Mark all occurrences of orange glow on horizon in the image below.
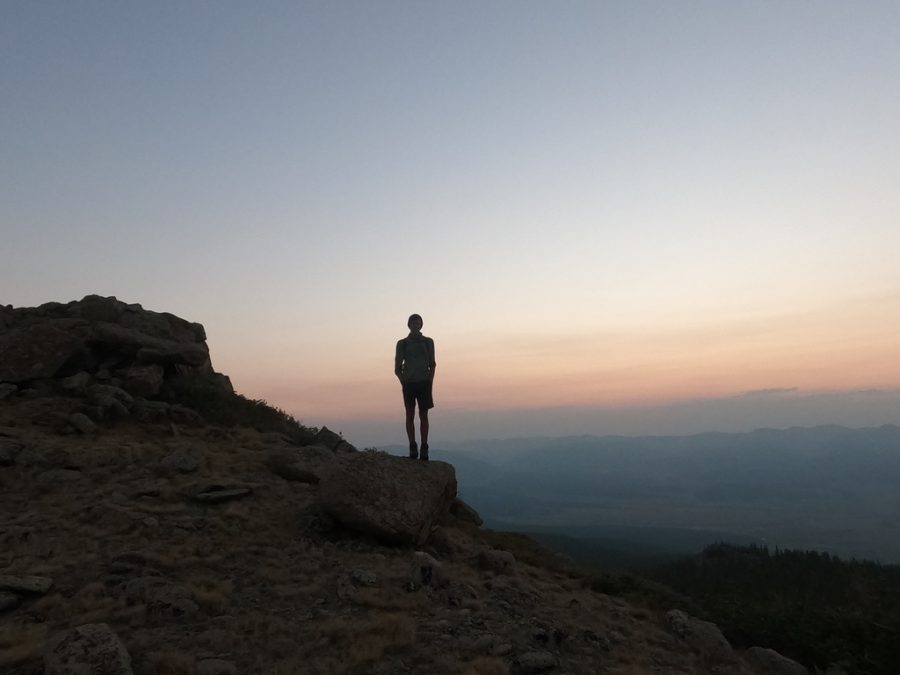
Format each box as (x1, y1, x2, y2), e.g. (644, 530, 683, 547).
(222, 291, 900, 421)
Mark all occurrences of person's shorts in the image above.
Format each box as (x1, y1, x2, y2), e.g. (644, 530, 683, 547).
(402, 380, 434, 410)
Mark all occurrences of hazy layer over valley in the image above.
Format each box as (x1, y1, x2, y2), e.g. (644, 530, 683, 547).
(389, 425, 900, 564)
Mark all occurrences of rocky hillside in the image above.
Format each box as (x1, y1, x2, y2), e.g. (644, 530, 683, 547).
(0, 297, 811, 674)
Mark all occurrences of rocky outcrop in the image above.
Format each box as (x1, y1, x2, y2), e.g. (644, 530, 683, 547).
(318, 451, 457, 545)
(0, 295, 230, 395)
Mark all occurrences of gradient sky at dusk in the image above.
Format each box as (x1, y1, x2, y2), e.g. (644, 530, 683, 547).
(3, 2, 899, 446)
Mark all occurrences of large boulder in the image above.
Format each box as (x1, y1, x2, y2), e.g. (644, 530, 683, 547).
(318, 452, 457, 545)
(666, 609, 736, 664)
(269, 444, 336, 483)
(89, 323, 210, 367)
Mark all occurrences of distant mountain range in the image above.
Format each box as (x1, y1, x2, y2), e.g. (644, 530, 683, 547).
(384, 425, 900, 563)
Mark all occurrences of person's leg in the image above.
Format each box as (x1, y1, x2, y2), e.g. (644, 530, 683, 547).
(405, 402, 418, 457)
(419, 409, 429, 446)
(419, 408, 429, 460)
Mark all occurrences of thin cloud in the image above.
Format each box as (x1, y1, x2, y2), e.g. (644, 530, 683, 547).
(738, 387, 799, 398)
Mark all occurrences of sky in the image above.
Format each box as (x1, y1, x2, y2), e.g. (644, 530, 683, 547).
(2, 1, 899, 447)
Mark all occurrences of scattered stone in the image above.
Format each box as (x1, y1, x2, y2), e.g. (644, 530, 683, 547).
(0, 574, 54, 595)
(517, 650, 558, 673)
(0, 590, 21, 611)
(59, 371, 92, 394)
(118, 577, 199, 618)
(197, 658, 238, 675)
(87, 503, 144, 534)
(44, 622, 133, 675)
(107, 551, 162, 576)
(409, 551, 445, 589)
(667, 609, 736, 664)
(69, 412, 98, 434)
(160, 445, 201, 473)
(350, 569, 378, 586)
(198, 628, 230, 651)
(0, 382, 19, 399)
(39, 468, 84, 484)
(491, 642, 513, 657)
(336, 576, 356, 602)
(0, 437, 22, 465)
(142, 517, 159, 529)
(318, 452, 457, 545)
(745, 646, 810, 675)
(193, 485, 253, 503)
(449, 497, 483, 526)
(478, 548, 516, 575)
(472, 634, 498, 653)
(15, 445, 73, 469)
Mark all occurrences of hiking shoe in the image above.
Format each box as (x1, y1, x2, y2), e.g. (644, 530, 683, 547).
(420, 443, 429, 461)
(409, 441, 418, 459)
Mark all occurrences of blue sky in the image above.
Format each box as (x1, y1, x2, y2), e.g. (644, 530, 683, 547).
(3, 2, 899, 445)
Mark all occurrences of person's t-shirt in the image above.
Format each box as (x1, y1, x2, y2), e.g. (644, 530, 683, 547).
(395, 335, 435, 382)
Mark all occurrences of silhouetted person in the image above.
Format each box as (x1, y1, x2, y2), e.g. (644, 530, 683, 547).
(395, 313, 436, 460)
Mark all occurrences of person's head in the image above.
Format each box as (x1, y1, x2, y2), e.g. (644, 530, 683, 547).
(407, 313, 423, 332)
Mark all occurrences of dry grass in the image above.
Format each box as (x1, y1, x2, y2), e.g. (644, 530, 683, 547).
(188, 576, 233, 614)
(461, 656, 511, 675)
(0, 401, 721, 675)
(306, 613, 417, 673)
(353, 587, 422, 610)
(139, 648, 195, 675)
(0, 641, 43, 669)
(0, 624, 48, 669)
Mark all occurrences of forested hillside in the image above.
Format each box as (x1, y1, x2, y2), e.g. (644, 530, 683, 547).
(649, 544, 900, 675)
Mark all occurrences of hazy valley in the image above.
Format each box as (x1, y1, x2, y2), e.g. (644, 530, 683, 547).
(385, 425, 900, 565)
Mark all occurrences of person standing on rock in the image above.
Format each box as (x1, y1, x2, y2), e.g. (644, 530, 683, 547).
(395, 313, 436, 460)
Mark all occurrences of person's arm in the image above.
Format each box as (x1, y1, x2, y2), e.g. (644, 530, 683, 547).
(395, 340, 404, 381)
(427, 338, 436, 381)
